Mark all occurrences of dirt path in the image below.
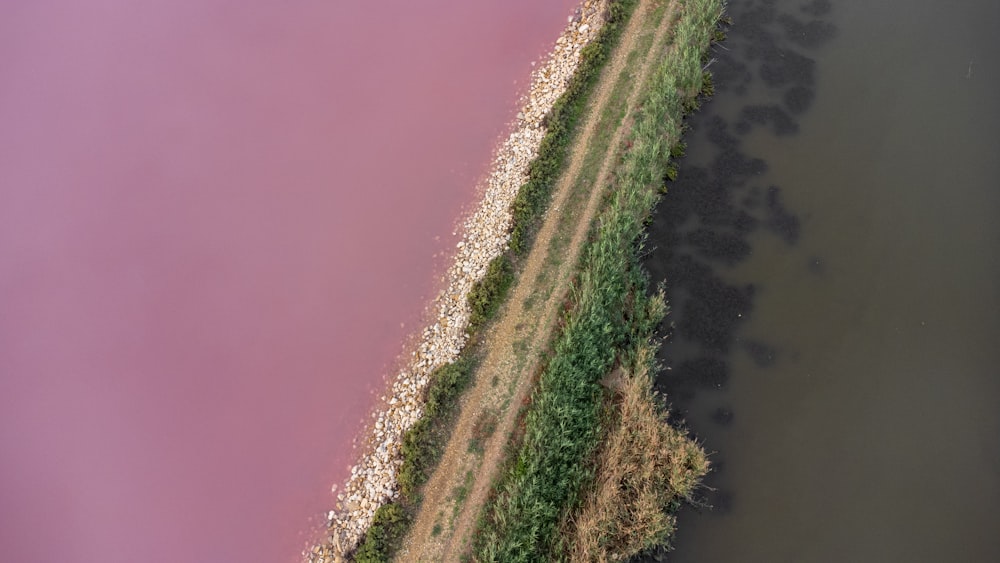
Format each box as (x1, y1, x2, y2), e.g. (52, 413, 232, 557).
(396, 1, 678, 560)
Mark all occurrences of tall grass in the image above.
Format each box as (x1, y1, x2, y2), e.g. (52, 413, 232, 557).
(473, 0, 725, 560)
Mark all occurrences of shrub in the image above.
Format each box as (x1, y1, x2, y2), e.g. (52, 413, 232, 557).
(353, 503, 409, 563)
(397, 357, 476, 499)
(467, 254, 514, 334)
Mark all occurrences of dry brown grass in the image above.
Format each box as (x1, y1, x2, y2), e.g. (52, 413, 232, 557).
(564, 340, 708, 563)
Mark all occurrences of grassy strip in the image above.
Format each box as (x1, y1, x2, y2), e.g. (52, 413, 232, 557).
(354, 359, 477, 563)
(509, 0, 640, 256)
(473, 0, 725, 561)
(397, 358, 478, 500)
(349, 3, 640, 561)
(540, 0, 672, 281)
(466, 255, 514, 334)
(466, 0, 640, 334)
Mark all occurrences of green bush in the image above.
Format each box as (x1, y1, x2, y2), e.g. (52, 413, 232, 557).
(353, 503, 409, 563)
(398, 357, 476, 499)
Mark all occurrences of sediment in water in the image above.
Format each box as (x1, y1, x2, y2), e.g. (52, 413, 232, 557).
(306, 2, 610, 560)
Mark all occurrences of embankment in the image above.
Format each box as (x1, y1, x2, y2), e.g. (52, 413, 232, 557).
(473, 0, 724, 559)
(312, 0, 726, 559)
(307, 2, 611, 560)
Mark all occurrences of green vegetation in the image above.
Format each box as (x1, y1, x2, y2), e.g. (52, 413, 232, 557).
(354, 358, 476, 562)
(467, 255, 513, 334)
(464, 0, 642, 343)
(353, 504, 409, 563)
(539, 0, 672, 291)
(509, 0, 640, 256)
(468, 410, 499, 455)
(473, 0, 725, 560)
(397, 357, 477, 499)
(454, 471, 474, 507)
(348, 2, 641, 560)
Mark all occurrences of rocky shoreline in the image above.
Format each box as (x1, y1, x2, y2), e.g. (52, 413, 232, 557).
(307, 2, 609, 560)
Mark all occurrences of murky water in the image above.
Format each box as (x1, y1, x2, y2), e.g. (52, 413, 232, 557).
(0, 2, 575, 562)
(646, 0, 1000, 560)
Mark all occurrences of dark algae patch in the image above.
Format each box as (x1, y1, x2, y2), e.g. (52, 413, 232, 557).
(735, 104, 799, 135)
(645, 0, 824, 414)
(645, 0, 1000, 559)
(641, 0, 837, 558)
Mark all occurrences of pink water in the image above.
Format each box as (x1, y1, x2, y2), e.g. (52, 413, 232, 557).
(0, 2, 574, 561)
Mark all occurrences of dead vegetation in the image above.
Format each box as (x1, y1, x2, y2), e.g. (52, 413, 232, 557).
(563, 339, 708, 562)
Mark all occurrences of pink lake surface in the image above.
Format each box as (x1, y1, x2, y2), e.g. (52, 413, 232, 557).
(0, 1, 575, 561)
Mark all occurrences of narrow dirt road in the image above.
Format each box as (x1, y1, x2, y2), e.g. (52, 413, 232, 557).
(396, 1, 678, 560)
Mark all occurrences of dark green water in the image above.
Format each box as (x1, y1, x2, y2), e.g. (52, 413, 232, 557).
(645, 0, 1000, 560)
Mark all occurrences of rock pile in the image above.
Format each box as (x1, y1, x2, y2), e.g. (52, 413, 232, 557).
(307, 2, 608, 561)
